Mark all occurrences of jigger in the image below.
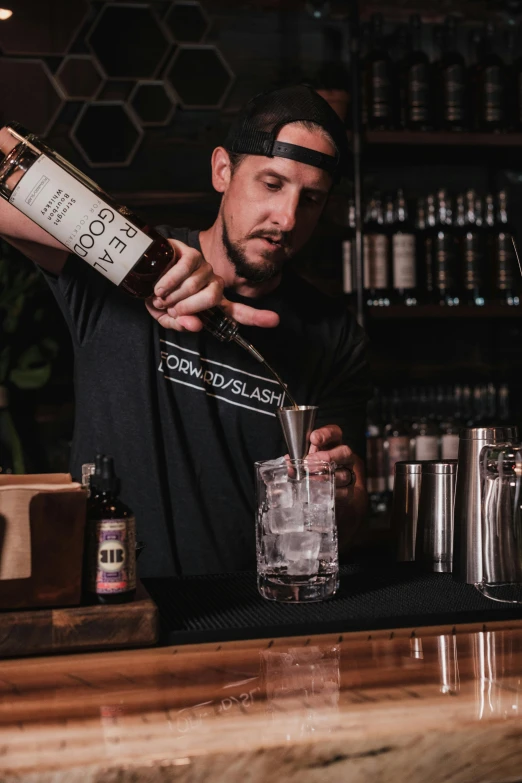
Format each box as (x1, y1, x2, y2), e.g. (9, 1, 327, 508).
(277, 405, 318, 461)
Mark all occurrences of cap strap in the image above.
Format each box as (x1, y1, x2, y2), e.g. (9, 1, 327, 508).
(271, 140, 337, 175)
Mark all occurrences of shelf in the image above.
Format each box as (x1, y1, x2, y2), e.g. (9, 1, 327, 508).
(366, 305, 522, 319)
(364, 131, 522, 147)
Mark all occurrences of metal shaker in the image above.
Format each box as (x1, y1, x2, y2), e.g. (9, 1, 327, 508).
(415, 460, 457, 573)
(392, 461, 423, 561)
(453, 426, 518, 584)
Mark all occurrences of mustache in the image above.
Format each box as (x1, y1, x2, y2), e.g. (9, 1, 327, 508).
(248, 231, 291, 248)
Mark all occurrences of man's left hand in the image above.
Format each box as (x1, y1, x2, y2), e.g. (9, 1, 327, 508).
(308, 424, 361, 501)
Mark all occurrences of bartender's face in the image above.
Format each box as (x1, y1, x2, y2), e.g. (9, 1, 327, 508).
(215, 123, 334, 283)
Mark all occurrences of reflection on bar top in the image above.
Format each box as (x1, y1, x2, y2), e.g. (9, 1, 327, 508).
(1, 620, 522, 781)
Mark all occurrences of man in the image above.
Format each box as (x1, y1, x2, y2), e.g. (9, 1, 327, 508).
(0, 85, 370, 577)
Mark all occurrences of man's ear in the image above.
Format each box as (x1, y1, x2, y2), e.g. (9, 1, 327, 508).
(211, 147, 232, 194)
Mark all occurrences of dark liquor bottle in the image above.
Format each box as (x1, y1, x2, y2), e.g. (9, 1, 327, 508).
(434, 17, 467, 131)
(365, 14, 395, 130)
(498, 383, 511, 423)
(413, 387, 440, 460)
(472, 23, 505, 132)
(86, 455, 136, 605)
(439, 385, 460, 459)
(0, 123, 240, 345)
(342, 199, 355, 297)
(391, 189, 417, 305)
(401, 15, 432, 130)
(422, 193, 437, 303)
(462, 190, 486, 306)
(366, 390, 387, 501)
(384, 389, 412, 491)
(434, 189, 459, 306)
(493, 190, 520, 306)
(364, 194, 390, 306)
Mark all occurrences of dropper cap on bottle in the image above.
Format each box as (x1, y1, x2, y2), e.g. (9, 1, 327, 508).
(92, 454, 120, 495)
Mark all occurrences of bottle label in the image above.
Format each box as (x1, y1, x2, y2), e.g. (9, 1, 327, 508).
(364, 234, 389, 289)
(342, 239, 353, 294)
(408, 64, 429, 122)
(88, 517, 136, 594)
(415, 435, 439, 461)
(9, 154, 153, 286)
(371, 61, 392, 119)
(435, 232, 457, 290)
(392, 233, 416, 288)
(496, 233, 515, 289)
(483, 66, 502, 122)
(441, 433, 459, 460)
(386, 436, 411, 490)
(463, 231, 484, 289)
(444, 65, 465, 122)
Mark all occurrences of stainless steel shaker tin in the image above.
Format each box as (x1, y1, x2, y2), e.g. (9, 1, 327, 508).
(415, 460, 457, 573)
(392, 461, 423, 562)
(453, 426, 518, 584)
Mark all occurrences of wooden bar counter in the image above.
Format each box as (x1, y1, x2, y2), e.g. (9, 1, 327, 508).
(2, 618, 522, 782)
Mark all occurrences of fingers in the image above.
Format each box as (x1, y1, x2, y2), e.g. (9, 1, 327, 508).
(309, 444, 354, 467)
(153, 240, 202, 297)
(220, 300, 280, 329)
(145, 299, 204, 333)
(309, 425, 343, 450)
(152, 263, 217, 310)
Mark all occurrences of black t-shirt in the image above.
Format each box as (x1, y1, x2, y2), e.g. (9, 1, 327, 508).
(43, 226, 370, 577)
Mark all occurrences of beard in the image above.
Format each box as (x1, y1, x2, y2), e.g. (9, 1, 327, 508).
(221, 220, 290, 284)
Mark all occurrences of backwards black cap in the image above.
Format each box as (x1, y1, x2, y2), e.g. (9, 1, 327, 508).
(224, 84, 349, 182)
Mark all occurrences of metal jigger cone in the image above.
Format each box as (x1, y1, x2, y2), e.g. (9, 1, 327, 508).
(277, 405, 318, 461)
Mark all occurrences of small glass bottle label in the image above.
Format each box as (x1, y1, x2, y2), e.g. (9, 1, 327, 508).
(392, 233, 416, 288)
(441, 433, 459, 460)
(364, 234, 389, 289)
(89, 517, 136, 594)
(415, 435, 439, 461)
(9, 154, 153, 286)
(342, 239, 353, 294)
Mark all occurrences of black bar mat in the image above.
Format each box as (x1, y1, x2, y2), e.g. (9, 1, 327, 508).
(143, 563, 522, 646)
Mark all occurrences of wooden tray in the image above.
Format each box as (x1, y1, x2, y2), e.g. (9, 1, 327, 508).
(0, 581, 158, 659)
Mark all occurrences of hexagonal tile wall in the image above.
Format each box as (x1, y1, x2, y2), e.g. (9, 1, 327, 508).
(165, 45, 234, 109)
(0, 0, 91, 56)
(87, 4, 172, 80)
(55, 56, 105, 100)
(0, 59, 64, 136)
(70, 102, 143, 167)
(129, 81, 177, 127)
(164, 1, 210, 43)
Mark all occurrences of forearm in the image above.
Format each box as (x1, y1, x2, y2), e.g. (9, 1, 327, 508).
(0, 198, 69, 274)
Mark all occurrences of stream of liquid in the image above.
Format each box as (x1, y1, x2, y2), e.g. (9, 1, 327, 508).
(232, 333, 299, 409)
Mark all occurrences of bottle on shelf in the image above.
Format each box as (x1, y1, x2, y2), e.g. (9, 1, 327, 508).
(472, 23, 505, 132)
(412, 386, 440, 460)
(0, 123, 244, 347)
(384, 389, 412, 491)
(364, 193, 390, 306)
(498, 383, 511, 423)
(439, 385, 460, 460)
(422, 193, 437, 304)
(461, 189, 486, 306)
(342, 198, 355, 297)
(391, 188, 417, 305)
(433, 189, 460, 306)
(493, 190, 520, 306)
(434, 16, 468, 131)
(400, 14, 432, 131)
(364, 13, 395, 130)
(366, 391, 388, 513)
(85, 454, 136, 605)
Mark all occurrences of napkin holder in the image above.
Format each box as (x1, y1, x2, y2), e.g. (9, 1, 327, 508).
(0, 473, 87, 610)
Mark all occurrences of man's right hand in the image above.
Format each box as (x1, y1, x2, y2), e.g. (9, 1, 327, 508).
(145, 238, 279, 333)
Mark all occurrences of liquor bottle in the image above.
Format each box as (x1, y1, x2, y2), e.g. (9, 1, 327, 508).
(0, 122, 242, 346)
(422, 194, 437, 303)
(413, 387, 440, 460)
(439, 385, 460, 460)
(400, 15, 432, 130)
(391, 189, 417, 305)
(472, 23, 505, 132)
(498, 383, 511, 423)
(363, 193, 390, 306)
(364, 14, 395, 130)
(366, 391, 387, 507)
(86, 454, 136, 604)
(384, 389, 412, 491)
(434, 189, 459, 306)
(434, 17, 467, 131)
(461, 190, 486, 306)
(493, 190, 520, 306)
(342, 199, 355, 297)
